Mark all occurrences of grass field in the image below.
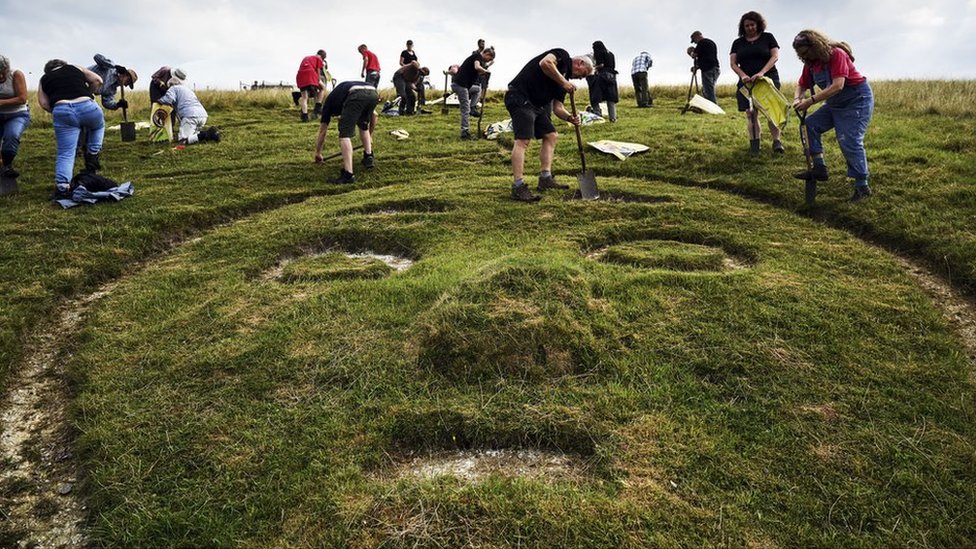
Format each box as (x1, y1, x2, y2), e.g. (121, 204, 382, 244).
(1, 82, 975, 547)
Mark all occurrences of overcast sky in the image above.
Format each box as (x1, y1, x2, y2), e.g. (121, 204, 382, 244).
(5, 0, 975, 91)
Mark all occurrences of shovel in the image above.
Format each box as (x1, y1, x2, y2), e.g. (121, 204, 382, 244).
(0, 173, 17, 196)
(318, 144, 364, 163)
(569, 92, 599, 200)
(119, 86, 137, 142)
(476, 74, 487, 138)
(441, 70, 450, 115)
(796, 100, 817, 205)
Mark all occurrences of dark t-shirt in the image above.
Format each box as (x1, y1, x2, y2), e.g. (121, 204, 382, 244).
(395, 62, 422, 83)
(508, 48, 572, 107)
(321, 81, 371, 124)
(695, 38, 719, 71)
(595, 49, 615, 72)
(730, 32, 780, 79)
(400, 49, 417, 65)
(454, 53, 484, 88)
(40, 65, 94, 105)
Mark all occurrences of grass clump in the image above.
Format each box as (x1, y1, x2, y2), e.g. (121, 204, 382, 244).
(599, 240, 730, 272)
(279, 252, 393, 282)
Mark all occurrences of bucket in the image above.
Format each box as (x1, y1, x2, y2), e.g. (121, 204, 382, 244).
(120, 121, 137, 142)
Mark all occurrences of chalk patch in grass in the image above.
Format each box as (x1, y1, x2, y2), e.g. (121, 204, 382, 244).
(393, 449, 585, 483)
(264, 249, 415, 282)
(563, 189, 674, 203)
(588, 240, 749, 273)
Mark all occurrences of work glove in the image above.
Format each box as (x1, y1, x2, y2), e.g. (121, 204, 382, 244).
(116, 99, 129, 110)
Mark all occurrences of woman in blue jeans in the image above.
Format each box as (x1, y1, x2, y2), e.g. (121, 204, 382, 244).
(0, 54, 30, 178)
(37, 59, 105, 195)
(791, 30, 874, 202)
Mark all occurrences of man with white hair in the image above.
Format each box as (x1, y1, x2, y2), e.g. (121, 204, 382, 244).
(155, 70, 220, 144)
(504, 49, 592, 202)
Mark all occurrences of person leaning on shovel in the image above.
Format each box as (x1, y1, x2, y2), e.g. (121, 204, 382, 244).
(791, 30, 874, 202)
(314, 81, 378, 184)
(87, 53, 137, 111)
(504, 49, 593, 202)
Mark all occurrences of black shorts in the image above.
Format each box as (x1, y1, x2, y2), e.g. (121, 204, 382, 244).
(300, 85, 321, 94)
(505, 87, 555, 140)
(736, 73, 781, 112)
(337, 87, 379, 138)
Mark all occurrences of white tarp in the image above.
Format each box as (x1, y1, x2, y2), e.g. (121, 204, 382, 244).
(588, 140, 650, 160)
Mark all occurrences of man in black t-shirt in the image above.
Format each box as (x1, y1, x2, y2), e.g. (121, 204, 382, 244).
(313, 81, 379, 184)
(688, 31, 720, 103)
(504, 49, 593, 202)
(452, 47, 494, 140)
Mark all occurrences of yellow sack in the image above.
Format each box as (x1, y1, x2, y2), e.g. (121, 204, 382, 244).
(738, 77, 789, 129)
(149, 103, 175, 143)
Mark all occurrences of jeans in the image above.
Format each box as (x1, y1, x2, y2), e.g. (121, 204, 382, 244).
(52, 100, 104, 190)
(631, 72, 651, 107)
(0, 110, 31, 164)
(806, 81, 874, 180)
(452, 82, 481, 133)
(700, 67, 720, 104)
(392, 72, 416, 114)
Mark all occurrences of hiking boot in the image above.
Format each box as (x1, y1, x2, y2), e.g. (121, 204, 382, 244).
(207, 127, 221, 143)
(849, 185, 873, 203)
(49, 186, 72, 200)
(793, 164, 829, 181)
(328, 169, 355, 184)
(312, 103, 322, 116)
(82, 152, 101, 174)
(460, 130, 476, 140)
(300, 112, 309, 122)
(511, 184, 541, 202)
(537, 174, 569, 191)
(362, 153, 375, 169)
(0, 165, 19, 179)
(772, 140, 785, 154)
(469, 109, 482, 118)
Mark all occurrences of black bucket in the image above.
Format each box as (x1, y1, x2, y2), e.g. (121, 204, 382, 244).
(120, 121, 137, 142)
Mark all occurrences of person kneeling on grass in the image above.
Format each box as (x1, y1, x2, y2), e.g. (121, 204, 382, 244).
(791, 30, 874, 202)
(156, 72, 220, 144)
(314, 81, 378, 184)
(505, 49, 592, 202)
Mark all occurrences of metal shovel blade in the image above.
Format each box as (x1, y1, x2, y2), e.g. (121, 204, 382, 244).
(804, 179, 817, 206)
(121, 121, 137, 142)
(0, 175, 18, 196)
(578, 170, 599, 200)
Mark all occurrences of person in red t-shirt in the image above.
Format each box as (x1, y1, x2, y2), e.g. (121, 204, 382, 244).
(791, 30, 875, 202)
(296, 50, 327, 122)
(358, 44, 381, 88)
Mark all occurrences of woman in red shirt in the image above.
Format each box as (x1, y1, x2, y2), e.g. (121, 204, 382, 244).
(791, 30, 875, 202)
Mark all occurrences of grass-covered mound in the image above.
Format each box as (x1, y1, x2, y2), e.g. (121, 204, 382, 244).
(279, 252, 395, 282)
(597, 240, 732, 272)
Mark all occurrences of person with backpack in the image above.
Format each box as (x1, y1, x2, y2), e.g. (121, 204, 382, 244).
(155, 71, 220, 145)
(0, 54, 30, 179)
(452, 46, 494, 140)
(36, 59, 105, 196)
(791, 30, 875, 202)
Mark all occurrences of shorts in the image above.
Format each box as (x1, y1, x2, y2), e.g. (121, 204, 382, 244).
(336, 87, 379, 138)
(504, 87, 555, 140)
(299, 85, 321, 95)
(736, 73, 780, 112)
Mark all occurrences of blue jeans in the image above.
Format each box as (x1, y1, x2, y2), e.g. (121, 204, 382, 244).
(700, 67, 720, 104)
(806, 81, 874, 180)
(52, 100, 104, 189)
(0, 110, 31, 161)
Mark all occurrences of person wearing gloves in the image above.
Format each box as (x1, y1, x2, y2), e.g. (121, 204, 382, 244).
(791, 30, 875, 202)
(87, 53, 137, 111)
(0, 54, 30, 179)
(155, 70, 220, 144)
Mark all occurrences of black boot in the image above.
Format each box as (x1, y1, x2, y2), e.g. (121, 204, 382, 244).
(207, 127, 221, 143)
(82, 151, 101, 174)
(328, 169, 355, 184)
(312, 103, 322, 116)
(1, 152, 18, 178)
(300, 112, 309, 122)
(196, 130, 210, 143)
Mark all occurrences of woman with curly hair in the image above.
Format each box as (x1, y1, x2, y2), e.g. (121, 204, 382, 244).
(730, 11, 783, 155)
(791, 29, 874, 202)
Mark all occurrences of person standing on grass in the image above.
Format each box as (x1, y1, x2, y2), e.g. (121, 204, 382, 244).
(36, 59, 105, 197)
(87, 53, 137, 111)
(314, 81, 378, 184)
(156, 72, 220, 145)
(730, 11, 784, 155)
(791, 30, 875, 202)
(399, 40, 428, 112)
(688, 31, 720, 104)
(0, 54, 30, 179)
(359, 44, 381, 88)
(296, 50, 328, 122)
(393, 61, 429, 116)
(505, 49, 592, 202)
(452, 46, 494, 140)
(630, 51, 653, 108)
(587, 41, 619, 122)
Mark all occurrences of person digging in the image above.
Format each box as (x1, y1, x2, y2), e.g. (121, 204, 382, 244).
(314, 81, 378, 184)
(505, 49, 593, 202)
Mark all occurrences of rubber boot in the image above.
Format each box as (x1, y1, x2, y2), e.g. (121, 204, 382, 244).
(82, 151, 101, 174)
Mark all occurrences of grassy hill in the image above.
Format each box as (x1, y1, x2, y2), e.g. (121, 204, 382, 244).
(1, 84, 975, 547)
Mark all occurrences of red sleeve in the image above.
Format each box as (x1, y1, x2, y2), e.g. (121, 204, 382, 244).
(798, 65, 812, 89)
